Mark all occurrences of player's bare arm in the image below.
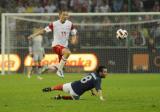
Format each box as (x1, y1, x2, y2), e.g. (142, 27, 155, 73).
(70, 35, 78, 45)
(28, 29, 45, 39)
(97, 90, 105, 101)
(70, 28, 78, 45)
(90, 88, 97, 96)
(91, 88, 105, 101)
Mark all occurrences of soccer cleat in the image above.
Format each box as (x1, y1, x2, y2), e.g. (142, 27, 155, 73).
(42, 87, 52, 92)
(37, 76, 43, 80)
(56, 69, 64, 78)
(27, 74, 31, 79)
(54, 95, 62, 100)
(40, 65, 48, 74)
(53, 65, 64, 78)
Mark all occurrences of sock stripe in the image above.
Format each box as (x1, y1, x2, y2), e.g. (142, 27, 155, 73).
(52, 84, 63, 90)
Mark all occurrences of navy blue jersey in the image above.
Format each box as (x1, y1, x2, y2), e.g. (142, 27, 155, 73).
(71, 72, 102, 96)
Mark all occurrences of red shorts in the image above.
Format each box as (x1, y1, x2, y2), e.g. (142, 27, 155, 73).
(52, 45, 65, 62)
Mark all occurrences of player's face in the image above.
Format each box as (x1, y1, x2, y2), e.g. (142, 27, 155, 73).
(100, 68, 108, 78)
(59, 11, 69, 23)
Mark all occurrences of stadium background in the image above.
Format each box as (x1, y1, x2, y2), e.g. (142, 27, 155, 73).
(0, 0, 160, 74)
(0, 1, 160, 112)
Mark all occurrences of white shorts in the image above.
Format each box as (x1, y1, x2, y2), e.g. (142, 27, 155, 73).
(63, 83, 79, 99)
(33, 53, 44, 62)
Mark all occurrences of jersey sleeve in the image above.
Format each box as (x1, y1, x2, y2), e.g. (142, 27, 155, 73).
(44, 22, 54, 32)
(94, 78, 102, 91)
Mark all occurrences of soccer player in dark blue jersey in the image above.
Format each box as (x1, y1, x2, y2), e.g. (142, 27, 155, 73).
(42, 66, 108, 101)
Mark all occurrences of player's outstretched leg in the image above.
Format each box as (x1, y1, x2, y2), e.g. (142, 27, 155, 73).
(53, 94, 62, 100)
(53, 95, 73, 100)
(27, 66, 33, 79)
(56, 69, 64, 78)
(36, 65, 43, 80)
(40, 65, 49, 74)
(40, 64, 60, 75)
(56, 56, 68, 78)
(42, 84, 63, 92)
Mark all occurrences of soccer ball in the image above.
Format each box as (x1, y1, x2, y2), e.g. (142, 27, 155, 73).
(116, 29, 128, 39)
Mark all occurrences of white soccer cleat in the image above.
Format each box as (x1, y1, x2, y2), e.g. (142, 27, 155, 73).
(40, 65, 48, 74)
(37, 76, 43, 80)
(27, 75, 31, 79)
(56, 69, 64, 78)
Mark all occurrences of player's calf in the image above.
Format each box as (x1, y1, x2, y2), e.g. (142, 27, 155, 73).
(56, 69, 64, 78)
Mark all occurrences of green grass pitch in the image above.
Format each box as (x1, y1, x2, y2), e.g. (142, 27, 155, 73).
(0, 73, 160, 112)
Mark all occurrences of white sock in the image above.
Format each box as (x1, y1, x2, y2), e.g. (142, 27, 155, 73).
(58, 56, 67, 70)
(48, 65, 57, 72)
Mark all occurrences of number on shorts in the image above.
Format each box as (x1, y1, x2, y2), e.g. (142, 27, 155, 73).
(80, 75, 92, 83)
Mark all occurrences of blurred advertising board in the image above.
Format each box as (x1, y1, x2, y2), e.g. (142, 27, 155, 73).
(24, 54, 98, 72)
(0, 54, 21, 71)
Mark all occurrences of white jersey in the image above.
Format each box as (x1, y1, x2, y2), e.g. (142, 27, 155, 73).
(29, 35, 45, 61)
(44, 20, 74, 47)
(31, 35, 44, 54)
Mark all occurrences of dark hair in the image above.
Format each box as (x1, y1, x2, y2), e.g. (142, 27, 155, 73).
(96, 66, 107, 73)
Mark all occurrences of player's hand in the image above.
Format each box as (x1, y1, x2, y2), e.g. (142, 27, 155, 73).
(28, 35, 33, 40)
(70, 36, 78, 45)
(43, 54, 45, 58)
(29, 53, 33, 57)
(91, 92, 96, 96)
(100, 96, 105, 101)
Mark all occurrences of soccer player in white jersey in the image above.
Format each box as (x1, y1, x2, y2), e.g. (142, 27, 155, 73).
(28, 10, 78, 78)
(27, 27, 45, 80)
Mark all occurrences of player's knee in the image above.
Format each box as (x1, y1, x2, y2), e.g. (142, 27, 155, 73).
(67, 51, 71, 55)
(64, 50, 71, 56)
